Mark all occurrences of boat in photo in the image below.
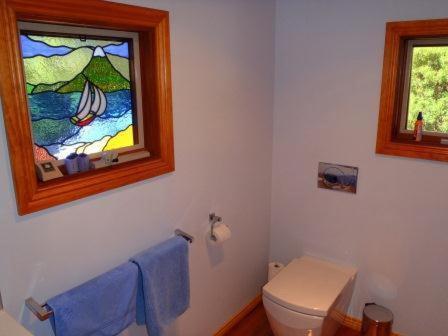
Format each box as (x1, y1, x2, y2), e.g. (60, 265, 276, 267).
(70, 81, 107, 126)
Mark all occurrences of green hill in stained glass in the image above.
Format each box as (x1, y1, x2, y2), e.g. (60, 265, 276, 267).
(21, 31, 136, 162)
(23, 47, 93, 86)
(107, 54, 131, 80)
(28, 35, 122, 49)
(32, 81, 66, 94)
(24, 47, 131, 94)
(26, 83, 34, 94)
(60, 55, 130, 93)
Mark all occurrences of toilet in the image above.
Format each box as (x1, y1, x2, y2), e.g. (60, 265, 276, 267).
(262, 256, 357, 336)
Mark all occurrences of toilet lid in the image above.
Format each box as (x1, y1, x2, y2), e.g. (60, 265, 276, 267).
(263, 256, 357, 317)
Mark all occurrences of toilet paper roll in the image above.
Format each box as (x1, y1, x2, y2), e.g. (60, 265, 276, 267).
(211, 223, 231, 244)
(268, 262, 284, 281)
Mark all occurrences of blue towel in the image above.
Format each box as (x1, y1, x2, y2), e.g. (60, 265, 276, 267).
(131, 236, 190, 336)
(47, 262, 139, 336)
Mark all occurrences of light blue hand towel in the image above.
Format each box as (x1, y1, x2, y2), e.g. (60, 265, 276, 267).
(47, 262, 139, 336)
(131, 236, 190, 336)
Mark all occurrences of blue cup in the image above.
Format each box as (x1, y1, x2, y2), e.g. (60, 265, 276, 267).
(77, 153, 90, 172)
(64, 153, 79, 175)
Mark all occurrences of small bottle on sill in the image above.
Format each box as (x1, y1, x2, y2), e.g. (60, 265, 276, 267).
(413, 111, 424, 142)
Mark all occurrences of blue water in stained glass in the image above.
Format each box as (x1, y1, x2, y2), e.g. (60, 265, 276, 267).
(30, 90, 133, 159)
(20, 29, 136, 161)
(29, 90, 132, 121)
(30, 92, 81, 121)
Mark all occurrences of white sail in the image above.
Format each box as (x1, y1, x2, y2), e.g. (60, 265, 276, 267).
(76, 82, 92, 120)
(90, 86, 101, 113)
(94, 87, 107, 116)
(77, 81, 90, 113)
(71, 82, 107, 125)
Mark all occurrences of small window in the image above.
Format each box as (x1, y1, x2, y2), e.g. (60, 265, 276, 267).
(376, 18, 448, 162)
(19, 22, 145, 163)
(397, 39, 448, 143)
(0, 0, 174, 214)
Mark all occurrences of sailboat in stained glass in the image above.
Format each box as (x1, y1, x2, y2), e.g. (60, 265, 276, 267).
(21, 28, 136, 161)
(70, 81, 107, 126)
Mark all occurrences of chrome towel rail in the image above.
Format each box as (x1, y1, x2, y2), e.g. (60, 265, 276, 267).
(25, 298, 53, 321)
(26, 229, 194, 321)
(174, 229, 194, 243)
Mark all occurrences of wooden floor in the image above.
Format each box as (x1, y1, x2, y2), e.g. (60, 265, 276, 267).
(224, 303, 360, 336)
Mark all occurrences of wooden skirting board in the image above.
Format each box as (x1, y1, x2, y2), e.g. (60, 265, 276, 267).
(214, 293, 403, 336)
(214, 295, 262, 336)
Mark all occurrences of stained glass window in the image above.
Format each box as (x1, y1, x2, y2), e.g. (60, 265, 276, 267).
(19, 24, 141, 162)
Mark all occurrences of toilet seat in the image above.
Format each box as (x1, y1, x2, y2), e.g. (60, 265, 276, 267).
(263, 256, 357, 317)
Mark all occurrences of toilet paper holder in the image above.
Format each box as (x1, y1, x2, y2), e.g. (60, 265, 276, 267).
(209, 213, 222, 241)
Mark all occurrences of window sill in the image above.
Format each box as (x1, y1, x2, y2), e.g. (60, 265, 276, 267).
(28, 156, 174, 214)
(376, 139, 448, 162)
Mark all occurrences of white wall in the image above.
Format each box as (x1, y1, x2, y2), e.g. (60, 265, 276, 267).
(5, 1, 448, 335)
(0, 1, 275, 335)
(271, 0, 448, 335)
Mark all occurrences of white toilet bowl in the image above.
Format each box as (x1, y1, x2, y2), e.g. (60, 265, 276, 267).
(262, 256, 357, 336)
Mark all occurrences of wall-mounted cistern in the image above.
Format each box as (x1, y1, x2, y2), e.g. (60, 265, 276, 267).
(209, 213, 222, 241)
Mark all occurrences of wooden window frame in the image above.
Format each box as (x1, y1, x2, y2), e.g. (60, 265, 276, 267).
(0, 0, 174, 215)
(376, 18, 448, 162)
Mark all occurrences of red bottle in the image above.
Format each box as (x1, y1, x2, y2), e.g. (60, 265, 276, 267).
(413, 112, 423, 142)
